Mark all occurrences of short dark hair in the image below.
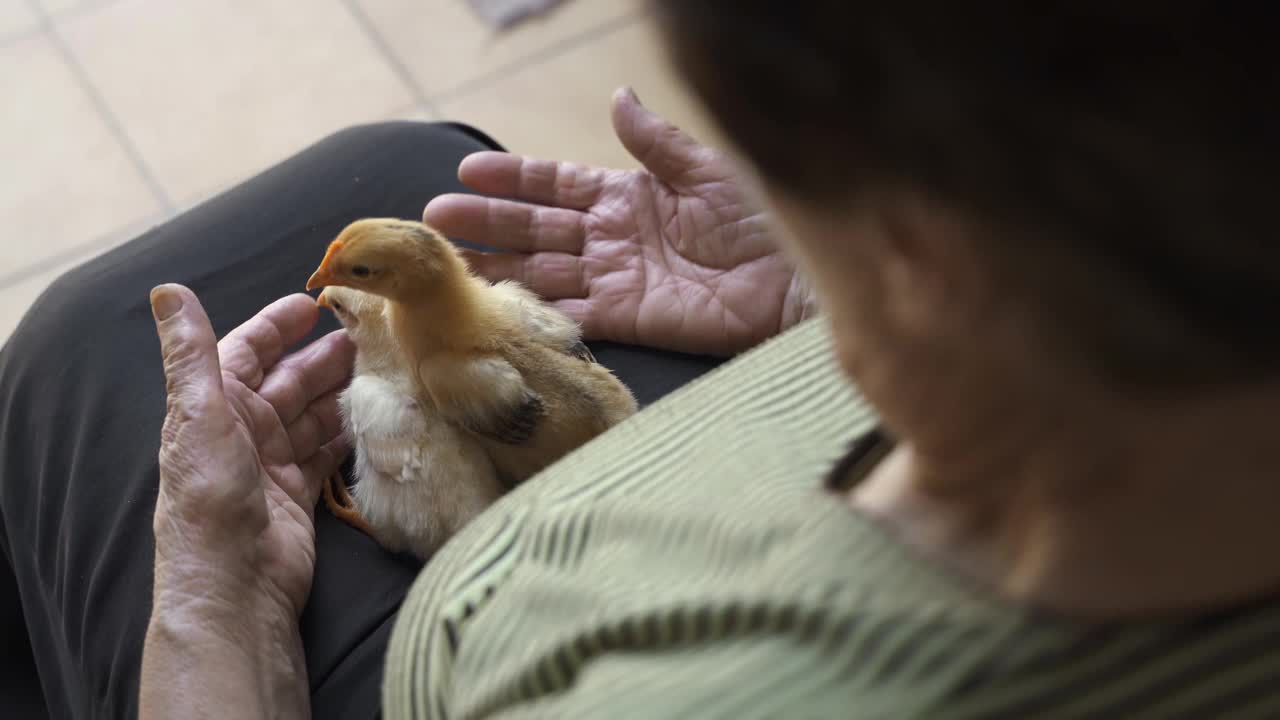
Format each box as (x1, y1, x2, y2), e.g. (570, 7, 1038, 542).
(654, 2, 1280, 387)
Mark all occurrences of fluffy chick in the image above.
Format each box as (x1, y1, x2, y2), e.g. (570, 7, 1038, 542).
(307, 218, 638, 484)
(318, 285, 502, 558)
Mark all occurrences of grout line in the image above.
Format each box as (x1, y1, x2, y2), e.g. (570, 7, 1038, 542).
(337, 0, 438, 117)
(25, 0, 176, 214)
(0, 213, 161, 290)
(0, 25, 43, 49)
(429, 8, 646, 107)
(0, 0, 125, 52)
(51, 0, 128, 24)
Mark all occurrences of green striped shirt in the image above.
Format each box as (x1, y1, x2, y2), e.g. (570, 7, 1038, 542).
(383, 318, 1280, 719)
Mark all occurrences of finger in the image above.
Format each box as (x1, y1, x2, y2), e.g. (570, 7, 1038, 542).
(454, 151, 606, 210)
(612, 86, 715, 190)
(462, 250, 588, 299)
(258, 330, 355, 426)
(151, 284, 224, 413)
(425, 194, 586, 254)
(299, 436, 350, 510)
(285, 390, 344, 462)
(218, 294, 320, 389)
(550, 298, 601, 338)
(547, 297, 591, 330)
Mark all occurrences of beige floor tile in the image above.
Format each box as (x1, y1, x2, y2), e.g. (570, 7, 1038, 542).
(0, 34, 161, 273)
(0, 0, 38, 39)
(392, 104, 435, 122)
(37, 0, 89, 17)
(436, 20, 724, 169)
(355, 0, 640, 98)
(60, 0, 417, 206)
(162, 103, 431, 217)
(43, 0, 112, 16)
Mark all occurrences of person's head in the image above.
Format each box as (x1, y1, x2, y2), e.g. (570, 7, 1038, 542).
(307, 219, 468, 304)
(653, 2, 1280, 437)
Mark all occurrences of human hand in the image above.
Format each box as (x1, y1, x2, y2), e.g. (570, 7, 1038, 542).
(148, 286, 353, 620)
(141, 286, 353, 719)
(425, 88, 816, 356)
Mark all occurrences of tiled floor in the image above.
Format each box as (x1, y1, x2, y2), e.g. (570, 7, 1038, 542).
(0, 0, 717, 344)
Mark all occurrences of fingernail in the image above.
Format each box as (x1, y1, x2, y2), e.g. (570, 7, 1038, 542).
(626, 86, 642, 105)
(150, 286, 182, 321)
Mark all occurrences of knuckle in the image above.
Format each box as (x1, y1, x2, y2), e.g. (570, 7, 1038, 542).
(255, 318, 284, 356)
(282, 365, 310, 406)
(161, 326, 201, 361)
(216, 337, 252, 374)
(162, 395, 193, 429)
(525, 206, 542, 237)
(304, 404, 325, 433)
(161, 339, 207, 382)
(290, 411, 317, 450)
(159, 446, 252, 517)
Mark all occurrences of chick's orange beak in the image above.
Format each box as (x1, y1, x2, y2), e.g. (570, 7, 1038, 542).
(306, 239, 345, 291)
(315, 288, 333, 309)
(306, 266, 334, 292)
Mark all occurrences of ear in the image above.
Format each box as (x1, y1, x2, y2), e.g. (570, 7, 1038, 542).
(876, 192, 992, 337)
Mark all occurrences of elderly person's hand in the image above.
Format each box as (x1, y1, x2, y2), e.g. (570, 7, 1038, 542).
(425, 88, 816, 357)
(140, 285, 353, 720)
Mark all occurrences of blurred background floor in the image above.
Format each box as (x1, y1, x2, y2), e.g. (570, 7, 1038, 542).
(0, 0, 717, 344)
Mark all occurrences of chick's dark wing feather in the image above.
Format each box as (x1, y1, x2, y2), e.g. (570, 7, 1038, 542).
(463, 390, 545, 445)
(566, 339, 596, 364)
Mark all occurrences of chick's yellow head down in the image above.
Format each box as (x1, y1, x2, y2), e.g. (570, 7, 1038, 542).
(316, 285, 394, 353)
(316, 285, 381, 328)
(306, 218, 464, 301)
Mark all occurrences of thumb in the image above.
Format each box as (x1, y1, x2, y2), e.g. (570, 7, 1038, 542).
(151, 284, 223, 411)
(611, 86, 710, 187)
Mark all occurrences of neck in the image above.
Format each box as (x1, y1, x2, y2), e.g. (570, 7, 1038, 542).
(353, 341, 398, 376)
(386, 268, 495, 352)
(852, 373, 1280, 620)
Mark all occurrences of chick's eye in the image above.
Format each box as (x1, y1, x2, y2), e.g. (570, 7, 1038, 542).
(331, 301, 343, 311)
(351, 265, 371, 278)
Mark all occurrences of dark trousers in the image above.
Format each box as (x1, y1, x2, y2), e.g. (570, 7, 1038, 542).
(0, 122, 720, 719)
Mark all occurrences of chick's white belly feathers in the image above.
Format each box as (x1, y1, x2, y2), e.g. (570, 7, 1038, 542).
(339, 374, 502, 558)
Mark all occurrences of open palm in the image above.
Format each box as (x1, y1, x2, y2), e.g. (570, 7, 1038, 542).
(152, 290, 352, 617)
(425, 89, 814, 356)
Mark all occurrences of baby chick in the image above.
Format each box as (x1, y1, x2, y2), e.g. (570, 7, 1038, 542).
(318, 285, 503, 558)
(306, 218, 638, 484)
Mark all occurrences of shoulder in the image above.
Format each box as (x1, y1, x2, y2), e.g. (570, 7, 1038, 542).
(384, 319, 908, 716)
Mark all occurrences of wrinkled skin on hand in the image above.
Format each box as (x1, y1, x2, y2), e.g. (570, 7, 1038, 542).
(150, 287, 353, 620)
(426, 88, 816, 357)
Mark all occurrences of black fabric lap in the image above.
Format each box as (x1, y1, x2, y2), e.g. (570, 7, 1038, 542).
(0, 121, 721, 719)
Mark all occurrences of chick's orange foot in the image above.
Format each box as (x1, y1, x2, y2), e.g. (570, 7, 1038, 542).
(322, 472, 375, 537)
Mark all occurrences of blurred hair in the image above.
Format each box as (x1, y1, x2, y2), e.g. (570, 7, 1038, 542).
(654, 2, 1280, 387)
